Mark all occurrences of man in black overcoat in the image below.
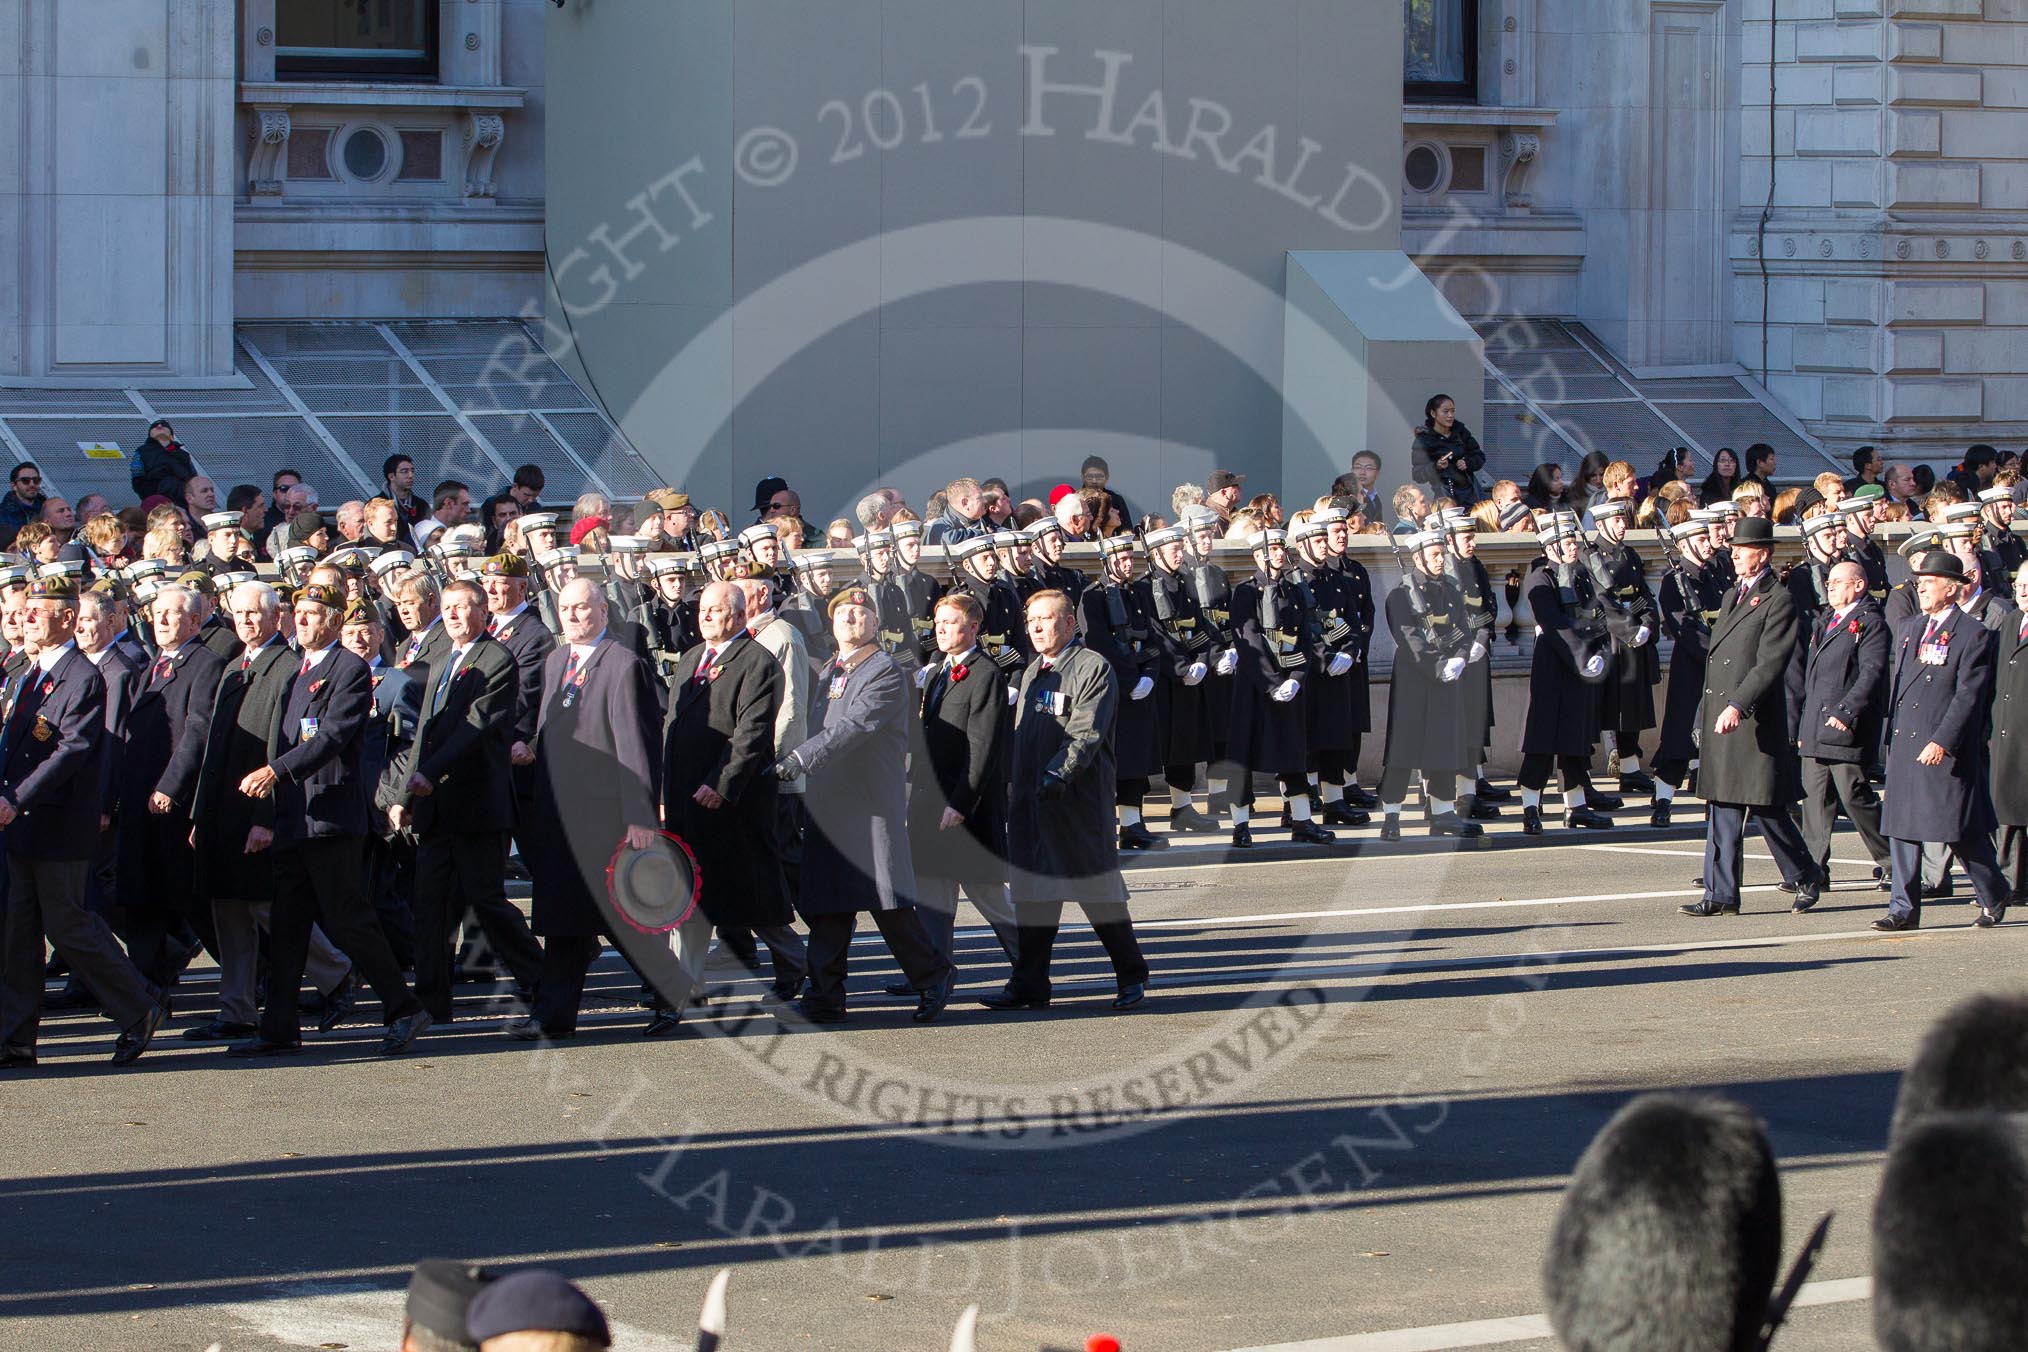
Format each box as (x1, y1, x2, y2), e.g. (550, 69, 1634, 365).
(1682, 517, 1824, 917)
(1874, 551, 2012, 930)
(1992, 566, 2028, 901)
(1791, 561, 1892, 900)
(1651, 514, 1727, 826)
(0, 578, 165, 1067)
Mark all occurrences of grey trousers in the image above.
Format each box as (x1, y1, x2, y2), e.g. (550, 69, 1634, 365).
(2, 853, 156, 1049)
(1800, 758, 1891, 874)
(913, 874, 1020, 968)
(211, 897, 352, 1026)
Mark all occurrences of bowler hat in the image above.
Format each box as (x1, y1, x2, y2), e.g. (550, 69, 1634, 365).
(1911, 550, 1968, 584)
(1732, 516, 1776, 546)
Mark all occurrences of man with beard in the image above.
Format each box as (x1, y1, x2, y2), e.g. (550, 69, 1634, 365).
(1650, 512, 1727, 825)
(1378, 528, 1484, 841)
(1144, 524, 1218, 836)
(1682, 517, 1823, 917)
(1225, 528, 1333, 847)
(510, 579, 666, 1039)
(1589, 499, 1661, 799)
(946, 534, 1027, 680)
(1077, 534, 1167, 849)
(1516, 516, 1616, 833)
(1437, 508, 1501, 818)
(1289, 513, 1371, 828)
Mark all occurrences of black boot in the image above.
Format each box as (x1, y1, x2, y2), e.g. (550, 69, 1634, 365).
(1465, 796, 1500, 821)
(1521, 805, 1543, 835)
(1474, 778, 1514, 805)
(1322, 801, 1371, 827)
(1343, 783, 1380, 809)
(1566, 806, 1615, 830)
(1649, 800, 1672, 828)
(1430, 811, 1484, 838)
(1289, 820, 1337, 844)
(1586, 789, 1625, 812)
(1169, 803, 1219, 834)
(1230, 822, 1253, 849)
(1619, 770, 1656, 796)
(1378, 816, 1401, 842)
(1119, 821, 1168, 850)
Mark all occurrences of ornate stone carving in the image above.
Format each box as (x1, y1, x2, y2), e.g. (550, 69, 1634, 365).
(256, 26, 272, 46)
(1499, 131, 1540, 210)
(249, 108, 290, 196)
(1783, 237, 1797, 257)
(1935, 239, 1950, 259)
(1974, 239, 1989, 260)
(1896, 239, 1912, 259)
(462, 113, 505, 199)
(1819, 239, 1832, 258)
(2015, 240, 2027, 262)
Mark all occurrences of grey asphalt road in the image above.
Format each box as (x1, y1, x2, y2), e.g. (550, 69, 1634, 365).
(0, 820, 2001, 1351)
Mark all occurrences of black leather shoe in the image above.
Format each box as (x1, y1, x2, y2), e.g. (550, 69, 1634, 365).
(1521, 805, 1543, 835)
(110, 1002, 166, 1066)
(1119, 822, 1168, 850)
(1649, 802, 1672, 828)
(1474, 779, 1513, 805)
(1619, 770, 1656, 796)
(1678, 899, 1739, 917)
(1230, 823, 1253, 849)
(1379, 817, 1401, 842)
(883, 980, 915, 997)
(912, 975, 955, 1023)
(1169, 804, 1219, 834)
(1465, 797, 1500, 821)
(42, 984, 99, 1012)
(1872, 914, 1919, 932)
(643, 1008, 684, 1037)
(379, 1009, 433, 1055)
(502, 1018, 572, 1041)
(1289, 820, 1336, 844)
(1566, 806, 1614, 830)
(1111, 982, 1147, 1011)
(1977, 906, 2007, 928)
(0, 1046, 36, 1070)
(1790, 883, 1822, 914)
(1344, 784, 1381, 809)
(1323, 802, 1371, 827)
(181, 1019, 256, 1043)
(226, 1035, 301, 1057)
(315, 978, 360, 1034)
(1587, 790, 1624, 812)
(979, 986, 1050, 1011)
(1430, 811, 1485, 838)
(796, 1000, 848, 1024)
(1684, 769, 1698, 798)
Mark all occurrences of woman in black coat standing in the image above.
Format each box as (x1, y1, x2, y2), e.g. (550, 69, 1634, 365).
(1410, 394, 1485, 508)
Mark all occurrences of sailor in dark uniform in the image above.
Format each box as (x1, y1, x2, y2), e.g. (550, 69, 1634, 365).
(1225, 529, 1333, 847)
(890, 519, 945, 664)
(1023, 517, 1085, 603)
(1290, 512, 1372, 828)
(1377, 527, 1483, 840)
(995, 529, 1038, 602)
(1076, 534, 1165, 849)
(1438, 508, 1501, 817)
(698, 538, 743, 586)
(1517, 515, 1617, 833)
(946, 535, 1027, 680)
(1181, 505, 1242, 815)
(1978, 484, 2025, 591)
(1702, 501, 1740, 589)
(1144, 524, 1218, 835)
(1839, 488, 1893, 606)
(778, 551, 836, 672)
(1590, 499, 1661, 797)
(736, 522, 790, 610)
(1784, 508, 1853, 632)
(852, 529, 918, 675)
(1651, 513, 1726, 825)
(642, 556, 701, 684)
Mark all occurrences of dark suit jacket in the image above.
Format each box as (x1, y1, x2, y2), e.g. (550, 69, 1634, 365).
(488, 606, 555, 747)
(1883, 606, 1997, 842)
(663, 634, 790, 928)
(1991, 612, 2028, 826)
(795, 649, 916, 916)
(1794, 601, 1889, 763)
(529, 639, 663, 935)
(93, 644, 145, 818)
(396, 635, 517, 835)
(198, 616, 240, 664)
(193, 637, 294, 898)
(394, 615, 451, 681)
(907, 646, 1008, 885)
(0, 646, 108, 859)
(267, 646, 372, 844)
(1698, 570, 1799, 807)
(364, 660, 420, 834)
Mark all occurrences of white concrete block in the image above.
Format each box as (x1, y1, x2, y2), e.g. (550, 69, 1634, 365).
(1943, 329, 2028, 375)
(1824, 279, 1884, 324)
(1773, 160, 1836, 207)
(1833, 159, 1885, 206)
(1887, 0, 1982, 15)
(1941, 110, 2028, 160)
(1888, 22, 1943, 62)
(1887, 160, 1980, 207)
(1834, 0, 1884, 14)
(1796, 109, 1882, 155)
(1886, 329, 1945, 372)
(1770, 277, 1828, 326)
(1983, 378, 2028, 422)
(1889, 109, 1942, 156)
(1884, 378, 1981, 422)
(1989, 70, 2028, 110)
(1769, 372, 1825, 421)
(1888, 65, 1982, 105)
(1777, 63, 1837, 105)
(1983, 282, 2028, 326)
(1796, 21, 1885, 61)
(1834, 64, 1885, 105)
(1981, 163, 2028, 209)
(1889, 282, 1984, 325)
(1822, 376, 1884, 421)
(1794, 325, 1881, 372)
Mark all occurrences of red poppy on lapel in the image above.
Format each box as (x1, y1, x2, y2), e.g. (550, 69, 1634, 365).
(1847, 619, 1863, 636)
(370, 673, 384, 690)
(706, 664, 723, 682)
(495, 626, 513, 642)
(38, 679, 54, 697)
(308, 678, 327, 697)
(951, 663, 970, 683)
(1749, 594, 1763, 608)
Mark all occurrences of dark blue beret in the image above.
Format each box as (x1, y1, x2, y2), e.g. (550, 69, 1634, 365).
(465, 1269, 610, 1346)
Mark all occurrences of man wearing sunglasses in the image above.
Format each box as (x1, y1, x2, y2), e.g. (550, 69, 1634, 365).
(0, 462, 47, 551)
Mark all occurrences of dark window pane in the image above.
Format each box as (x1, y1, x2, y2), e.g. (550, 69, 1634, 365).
(1405, 0, 1476, 101)
(277, 0, 436, 80)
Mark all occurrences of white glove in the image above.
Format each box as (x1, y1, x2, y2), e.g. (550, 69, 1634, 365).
(1184, 662, 1207, 686)
(1582, 653, 1608, 679)
(1271, 678, 1300, 703)
(1326, 652, 1353, 678)
(1130, 675, 1154, 702)
(913, 666, 931, 689)
(1215, 648, 1238, 677)
(1007, 686, 1019, 707)
(1469, 640, 1487, 664)
(1632, 625, 1652, 648)
(1439, 655, 1466, 683)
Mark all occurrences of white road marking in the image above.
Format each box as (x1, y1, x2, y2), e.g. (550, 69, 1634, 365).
(1578, 843, 1877, 868)
(1221, 1276, 1872, 1351)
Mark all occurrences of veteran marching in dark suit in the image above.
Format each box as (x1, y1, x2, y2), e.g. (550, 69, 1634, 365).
(1992, 567, 2028, 902)
(515, 578, 667, 1040)
(907, 590, 1020, 974)
(775, 587, 953, 1024)
(1790, 561, 1892, 890)
(662, 581, 794, 1033)
(1683, 517, 1824, 918)
(1875, 551, 2012, 930)
(232, 584, 430, 1056)
(984, 588, 1149, 1012)
(388, 578, 544, 1022)
(344, 602, 420, 966)
(0, 577, 165, 1068)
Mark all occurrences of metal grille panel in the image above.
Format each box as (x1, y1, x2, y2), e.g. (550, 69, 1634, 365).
(542, 412, 663, 495)
(1653, 402, 1820, 464)
(468, 415, 596, 503)
(1631, 377, 1753, 400)
(321, 416, 507, 501)
(239, 323, 398, 356)
(1476, 406, 1574, 482)
(386, 320, 541, 355)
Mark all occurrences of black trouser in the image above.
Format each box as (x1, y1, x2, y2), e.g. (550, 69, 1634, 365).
(1378, 765, 1462, 804)
(1164, 763, 1200, 792)
(1518, 753, 1592, 793)
(530, 934, 605, 1034)
(1, 852, 157, 1050)
(1800, 758, 1891, 874)
(1311, 746, 1359, 785)
(1117, 776, 1149, 810)
(804, 909, 948, 1012)
(1887, 833, 2009, 924)
(1655, 757, 1692, 789)
(1010, 900, 1149, 999)
(363, 832, 416, 969)
(1234, 773, 1308, 810)
(262, 838, 421, 1043)
(1703, 802, 1817, 907)
(413, 829, 542, 1022)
